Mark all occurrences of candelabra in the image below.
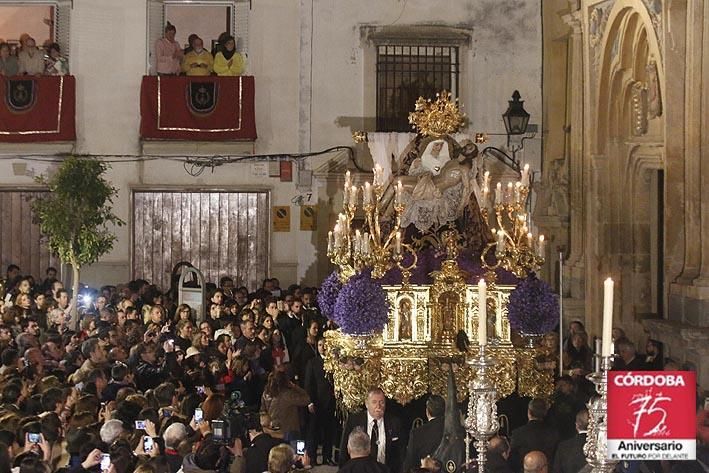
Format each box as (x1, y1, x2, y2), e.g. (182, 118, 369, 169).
(464, 344, 500, 473)
(479, 166, 545, 278)
(327, 168, 417, 281)
(583, 356, 619, 473)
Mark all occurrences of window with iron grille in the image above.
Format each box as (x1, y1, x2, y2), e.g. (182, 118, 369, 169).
(376, 44, 459, 132)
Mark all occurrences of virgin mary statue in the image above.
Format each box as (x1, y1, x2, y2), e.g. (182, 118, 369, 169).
(401, 139, 458, 232)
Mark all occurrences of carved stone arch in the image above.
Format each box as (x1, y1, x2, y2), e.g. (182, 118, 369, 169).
(595, 2, 664, 152)
(583, 0, 665, 341)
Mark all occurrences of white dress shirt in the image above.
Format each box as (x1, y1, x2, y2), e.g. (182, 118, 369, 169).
(366, 412, 386, 464)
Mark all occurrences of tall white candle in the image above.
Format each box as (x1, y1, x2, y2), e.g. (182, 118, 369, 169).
(478, 279, 487, 346)
(521, 164, 530, 187)
(495, 182, 502, 204)
(364, 182, 372, 205)
(394, 231, 402, 255)
(327, 231, 333, 253)
(601, 278, 614, 357)
(349, 185, 358, 207)
(538, 235, 545, 258)
(495, 297, 503, 340)
(345, 170, 351, 188)
(374, 165, 383, 186)
(395, 180, 403, 206)
(506, 182, 514, 203)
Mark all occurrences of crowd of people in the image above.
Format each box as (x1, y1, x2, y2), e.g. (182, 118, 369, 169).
(154, 22, 245, 77)
(0, 262, 705, 473)
(0, 34, 68, 76)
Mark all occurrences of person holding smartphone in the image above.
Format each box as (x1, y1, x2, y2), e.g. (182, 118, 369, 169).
(134, 339, 180, 392)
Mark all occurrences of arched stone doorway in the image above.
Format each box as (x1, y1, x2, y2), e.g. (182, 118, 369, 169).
(582, 0, 665, 343)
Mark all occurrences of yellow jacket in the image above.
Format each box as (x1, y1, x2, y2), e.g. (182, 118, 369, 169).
(182, 50, 214, 76)
(213, 51, 245, 76)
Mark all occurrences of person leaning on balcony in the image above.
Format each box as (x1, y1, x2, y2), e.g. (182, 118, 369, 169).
(0, 43, 19, 76)
(17, 37, 45, 75)
(154, 22, 183, 75)
(182, 36, 213, 76)
(213, 35, 245, 76)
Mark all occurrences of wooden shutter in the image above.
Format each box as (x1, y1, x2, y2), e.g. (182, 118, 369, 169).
(146, 0, 166, 74)
(0, 190, 60, 282)
(234, 0, 249, 56)
(132, 190, 269, 292)
(55, 0, 71, 59)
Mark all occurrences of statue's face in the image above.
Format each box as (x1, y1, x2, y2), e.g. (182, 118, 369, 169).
(431, 141, 444, 156)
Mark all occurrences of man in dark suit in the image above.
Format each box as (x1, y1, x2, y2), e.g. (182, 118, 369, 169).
(339, 427, 389, 473)
(304, 338, 337, 465)
(553, 409, 588, 473)
(487, 436, 514, 473)
(243, 415, 283, 473)
(339, 387, 403, 473)
(403, 395, 445, 471)
(509, 399, 560, 472)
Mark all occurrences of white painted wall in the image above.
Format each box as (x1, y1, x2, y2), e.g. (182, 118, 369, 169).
(0, 0, 542, 290)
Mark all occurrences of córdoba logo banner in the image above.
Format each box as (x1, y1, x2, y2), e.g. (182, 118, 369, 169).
(607, 371, 696, 461)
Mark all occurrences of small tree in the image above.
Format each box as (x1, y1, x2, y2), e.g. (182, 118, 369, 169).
(32, 157, 124, 329)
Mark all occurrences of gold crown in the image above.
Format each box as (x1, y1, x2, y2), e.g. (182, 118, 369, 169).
(408, 91, 467, 138)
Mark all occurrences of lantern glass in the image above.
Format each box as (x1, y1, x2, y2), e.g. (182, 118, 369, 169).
(502, 90, 530, 136)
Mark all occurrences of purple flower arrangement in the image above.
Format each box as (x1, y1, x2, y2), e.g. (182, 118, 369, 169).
(333, 269, 390, 335)
(318, 271, 342, 321)
(507, 272, 559, 334)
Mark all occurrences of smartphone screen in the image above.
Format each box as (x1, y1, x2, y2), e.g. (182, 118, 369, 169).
(194, 408, 203, 423)
(135, 420, 146, 430)
(296, 440, 306, 455)
(28, 433, 41, 444)
(212, 420, 225, 440)
(142, 436, 154, 453)
(100, 454, 111, 473)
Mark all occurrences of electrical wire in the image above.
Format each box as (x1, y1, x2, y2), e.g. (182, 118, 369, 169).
(0, 146, 355, 177)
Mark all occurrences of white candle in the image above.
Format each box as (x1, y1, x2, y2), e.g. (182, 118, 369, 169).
(394, 231, 402, 255)
(362, 232, 370, 254)
(349, 185, 358, 207)
(327, 231, 333, 253)
(364, 182, 372, 205)
(484, 171, 490, 188)
(495, 297, 503, 340)
(354, 229, 361, 254)
(374, 164, 383, 187)
(527, 232, 533, 248)
(515, 181, 522, 203)
(482, 186, 489, 204)
(395, 180, 403, 206)
(498, 231, 506, 253)
(478, 279, 487, 346)
(521, 164, 530, 187)
(345, 170, 351, 188)
(601, 278, 614, 357)
(333, 223, 341, 248)
(495, 182, 502, 204)
(538, 235, 545, 258)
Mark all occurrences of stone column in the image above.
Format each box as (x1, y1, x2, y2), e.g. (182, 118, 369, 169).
(561, 7, 585, 301)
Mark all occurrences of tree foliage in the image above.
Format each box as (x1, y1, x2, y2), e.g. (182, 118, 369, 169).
(31, 157, 124, 268)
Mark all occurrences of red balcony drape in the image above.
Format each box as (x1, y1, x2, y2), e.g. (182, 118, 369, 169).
(0, 75, 76, 142)
(140, 75, 257, 141)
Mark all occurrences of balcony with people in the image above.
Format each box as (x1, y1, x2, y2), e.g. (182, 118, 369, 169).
(0, 37, 75, 143)
(140, 23, 257, 146)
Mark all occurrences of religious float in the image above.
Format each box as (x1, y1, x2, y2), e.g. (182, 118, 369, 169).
(319, 92, 560, 425)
